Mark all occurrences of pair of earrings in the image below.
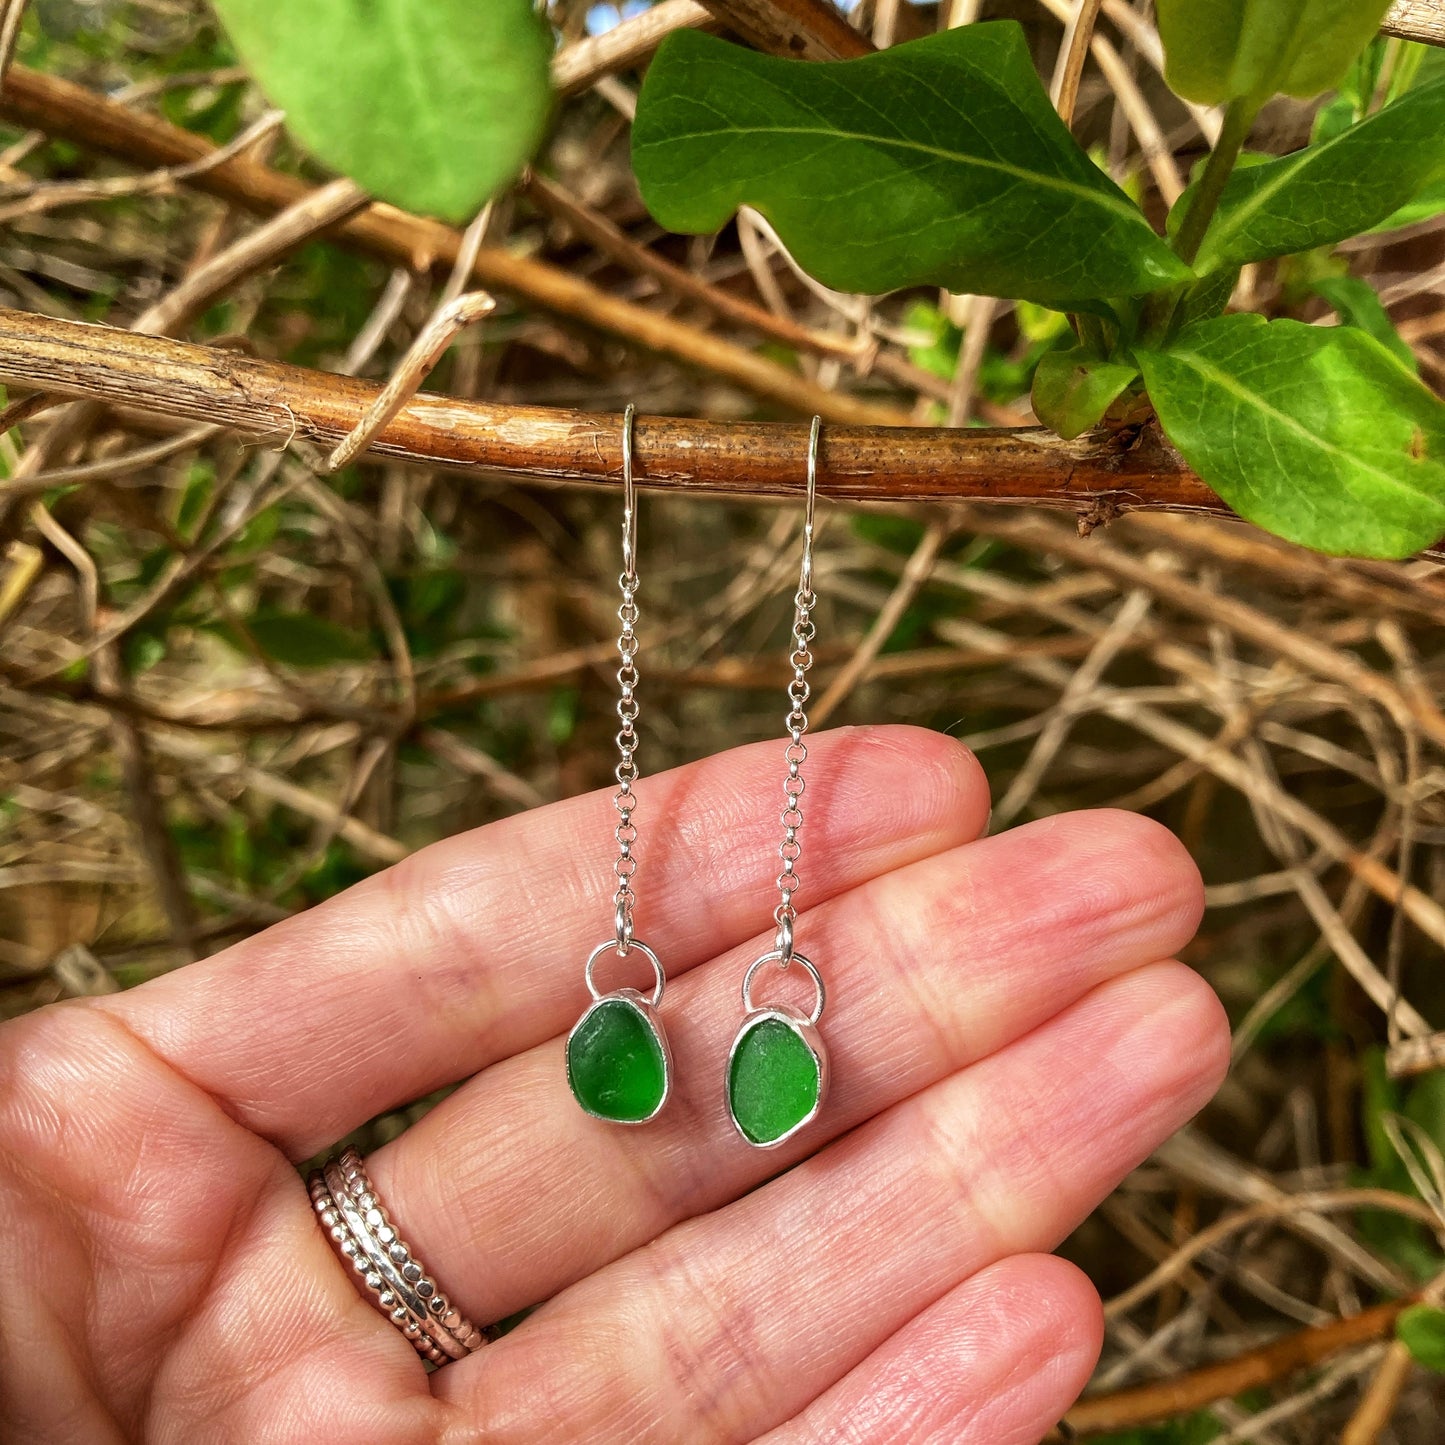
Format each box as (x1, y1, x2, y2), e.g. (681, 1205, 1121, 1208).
(565, 408, 829, 1150)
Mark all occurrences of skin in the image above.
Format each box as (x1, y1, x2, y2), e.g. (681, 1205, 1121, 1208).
(0, 726, 1229, 1444)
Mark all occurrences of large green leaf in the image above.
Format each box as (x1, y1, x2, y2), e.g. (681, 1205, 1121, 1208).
(1187, 76, 1445, 272)
(632, 24, 1190, 306)
(1156, 0, 1394, 105)
(209, 0, 553, 222)
(1135, 314, 1445, 558)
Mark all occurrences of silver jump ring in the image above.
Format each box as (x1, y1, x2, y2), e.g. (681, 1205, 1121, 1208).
(774, 912, 795, 965)
(742, 949, 825, 1025)
(309, 1148, 489, 1365)
(585, 937, 665, 1008)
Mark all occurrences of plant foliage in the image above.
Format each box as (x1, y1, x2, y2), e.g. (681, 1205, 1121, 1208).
(631, 7, 1445, 559)
(632, 25, 1189, 305)
(208, 0, 553, 222)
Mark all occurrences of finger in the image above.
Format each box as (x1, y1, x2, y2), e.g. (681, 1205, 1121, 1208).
(438, 963, 1228, 1443)
(0, 1002, 445, 1443)
(759, 1255, 1102, 1445)
(369, 807, 1203, 1320)
(100, 727, 987, 1155)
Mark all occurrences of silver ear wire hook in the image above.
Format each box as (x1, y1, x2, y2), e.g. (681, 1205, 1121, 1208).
(800, 414, 820, 599)
(621, 403, 638, 585)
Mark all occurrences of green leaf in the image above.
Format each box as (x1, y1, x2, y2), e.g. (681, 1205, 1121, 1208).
(1156, 0, 1395, 105)
(122, 629, 167, 677)
(1311, 274, 1417, 372)
(1187, 77, 1445, 272)
(1177, 266, 1240, 327)
(208, 0, 553, 222)
(632, 24, 1190, 306)
(1016, 302, 1072, 346)
(547, 687, 580, 747)
(240, 610, 374, 668)
(1372, 175, 1445, 232)
(1135, 314, 1445, 558)
(903, 300, 961, 383)
(1032, 349, 1140, 439)
(1397, 1305, 1445, 1372)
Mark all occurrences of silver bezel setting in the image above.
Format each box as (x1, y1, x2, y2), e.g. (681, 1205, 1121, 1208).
(567, 984, 673, 1125)
(726, 1002, 830, 1149)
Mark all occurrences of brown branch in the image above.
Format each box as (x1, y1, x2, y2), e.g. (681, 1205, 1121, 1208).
(1340, 1341, 1417, 1445)
(0, 64, 904, 428)
(1049, 0, 1106, 127)
(705, 0, 1443, 57)
(91, 644, 202, 963)
(0, 305, 1226, 517)
(696, 0, 872, 58)
(1385, 1030, 1445, 1078)
(520, 170, 861, 363)
(1383, 0, 1445, 46)
(0, 0, 27, 90)
(1054, 1297, 1415, 1438)
(963, 509, 1445, 750)
(552, 1, 716, 95)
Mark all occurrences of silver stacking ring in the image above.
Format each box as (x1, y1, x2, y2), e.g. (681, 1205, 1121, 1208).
(308, 1147, 489, 1364)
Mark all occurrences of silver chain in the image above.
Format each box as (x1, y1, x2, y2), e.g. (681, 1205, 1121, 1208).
(774, 416, 821, 966)
(613, 404, 640, 954)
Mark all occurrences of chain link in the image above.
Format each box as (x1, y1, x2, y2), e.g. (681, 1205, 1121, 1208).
(774, 416, 821, 965)
(613, 405, 640, 954)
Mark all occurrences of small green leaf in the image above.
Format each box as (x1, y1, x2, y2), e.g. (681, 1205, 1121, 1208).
(902, 300, 961, 383)
(1032, 350, 1140, 440)
(1311, 274, 1417, 373)
(1397, 1305, 1445, 1372)
(1016, 302, 1072, 346)
(1188, 76, 1445, 272)
(547, 687, 580, 747)
(176, 460, 215, 541)
(122, 629, 167, 677)
(241, 610, 374, 668)
(1136, 314, 1445, 558)
(208, 0, 553, 222)
(1156, 0, 1395, 105)
(1176, 266, 1240, 327)
(632, 25, 1190, 306)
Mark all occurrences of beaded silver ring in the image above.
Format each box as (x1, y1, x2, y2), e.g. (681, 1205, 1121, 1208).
(308, 1147, 490, 1364)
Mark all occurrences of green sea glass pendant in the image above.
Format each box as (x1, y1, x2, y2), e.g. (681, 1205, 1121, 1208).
(567, 941, 671, 1124)
(726, 950, 829, 1148)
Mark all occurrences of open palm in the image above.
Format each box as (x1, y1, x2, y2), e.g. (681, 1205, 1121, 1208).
(0, 727, 1226, 1444)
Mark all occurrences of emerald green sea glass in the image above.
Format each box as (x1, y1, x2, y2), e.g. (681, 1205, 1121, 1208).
(728, 1014, 822, 1146)
(567, 995, 668, 1123)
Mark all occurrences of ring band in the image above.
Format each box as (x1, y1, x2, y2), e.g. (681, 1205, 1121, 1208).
(309, 1148, 488, 1363)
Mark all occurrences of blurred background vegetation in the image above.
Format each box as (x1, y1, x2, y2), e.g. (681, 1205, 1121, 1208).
(2, 1, 1445, 1439)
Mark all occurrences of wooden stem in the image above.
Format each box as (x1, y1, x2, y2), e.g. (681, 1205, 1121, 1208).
(0, 305, 1227, 516)
(0, 64, 905, 428)
(696, 0, 873, 58)
(1056, 1298, 1415, 1438)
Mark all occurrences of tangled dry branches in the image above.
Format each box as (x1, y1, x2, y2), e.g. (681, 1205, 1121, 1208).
(3, 1, 1445, 1438)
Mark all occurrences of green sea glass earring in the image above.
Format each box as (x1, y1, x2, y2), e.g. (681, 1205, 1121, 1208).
(566, 405, 672, 1126)
(727, 416, 830, 1149)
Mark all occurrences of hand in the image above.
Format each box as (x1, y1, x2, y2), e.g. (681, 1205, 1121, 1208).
(0, 727, 1226, 1444)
